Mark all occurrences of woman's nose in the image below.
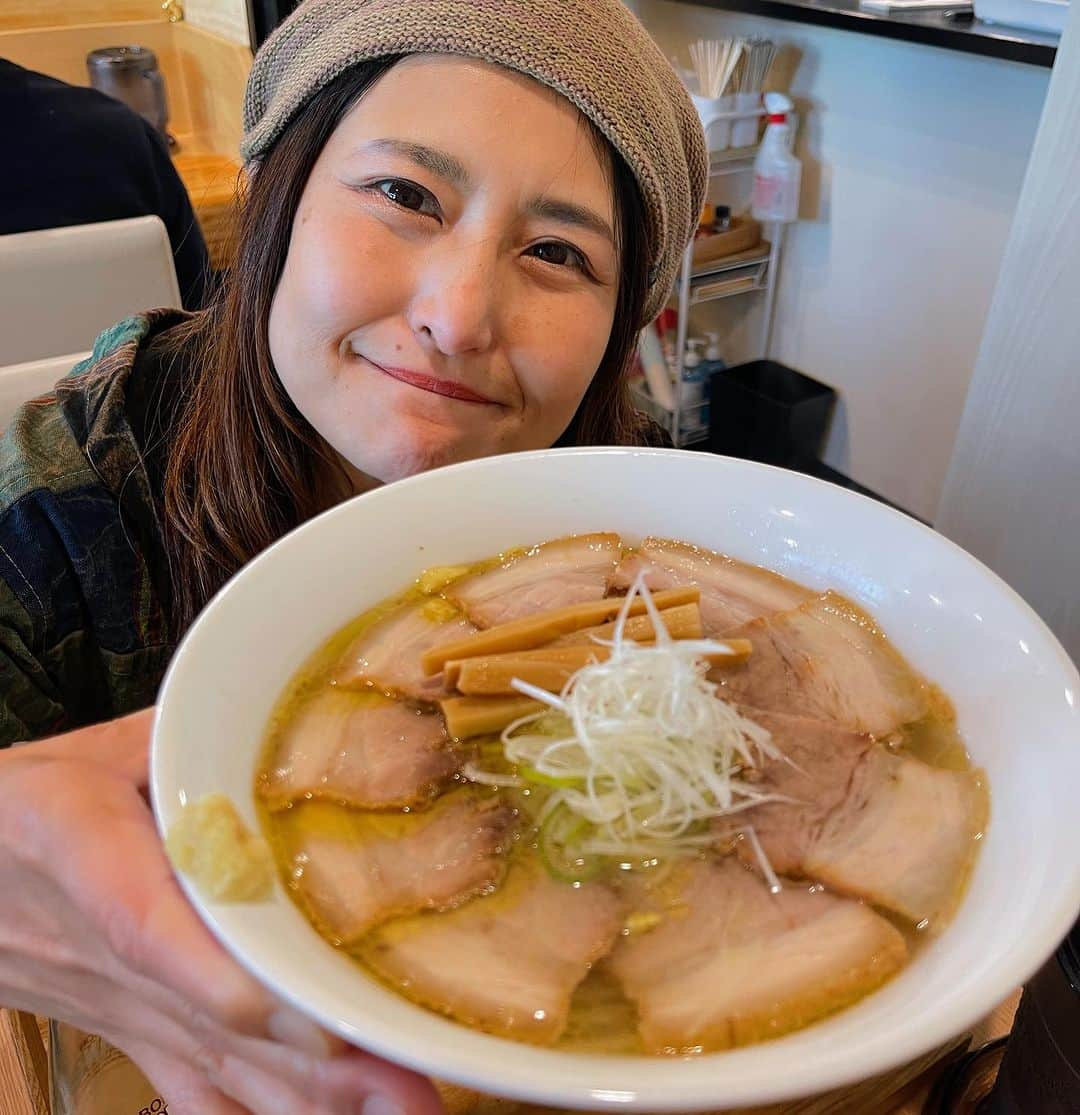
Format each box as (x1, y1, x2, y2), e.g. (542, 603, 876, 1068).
(407, 237, 497, 357)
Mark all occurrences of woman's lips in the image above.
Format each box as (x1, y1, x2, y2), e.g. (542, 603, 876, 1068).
(365, 357, 498, 405)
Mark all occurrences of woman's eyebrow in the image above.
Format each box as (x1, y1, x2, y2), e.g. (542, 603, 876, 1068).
(359, 138, 471, 187)
(527, 197, 614, 246)
(355, 139, 613, 245)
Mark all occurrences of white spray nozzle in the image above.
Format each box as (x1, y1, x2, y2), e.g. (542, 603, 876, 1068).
(763, 91, 792, 117)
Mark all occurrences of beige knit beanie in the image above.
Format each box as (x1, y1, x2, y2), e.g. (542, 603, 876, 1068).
(240, 0, 707, 323)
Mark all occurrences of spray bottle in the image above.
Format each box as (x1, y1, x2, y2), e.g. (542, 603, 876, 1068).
(751, 92, 801, 223)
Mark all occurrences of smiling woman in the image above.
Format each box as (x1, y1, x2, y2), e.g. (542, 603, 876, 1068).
(0, 2, 705, 1112)
(157, 40, 698, 630)
(268, 56, 626, 487)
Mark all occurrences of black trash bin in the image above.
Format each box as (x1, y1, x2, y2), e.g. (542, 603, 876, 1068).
(705, 359, 925, 522)
(709, 359, 837, 468)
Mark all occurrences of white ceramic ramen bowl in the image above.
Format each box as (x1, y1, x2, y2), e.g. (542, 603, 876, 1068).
(151, 447, 1080, 1111)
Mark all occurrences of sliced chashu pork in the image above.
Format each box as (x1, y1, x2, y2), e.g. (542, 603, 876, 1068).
(336, 600, 477, 701)
(714, 708, 987, 924)
(258, 690, 459, 810)
(608, 858, 906, 1053)
(283, 794, 514, 946)
(610, 537, 813, 636)
(713, 708, 874, 876)
(447, 533, 621, 628)
(362, 866, 623, 1044)
(805, 747, 987, 924)
(715, 591, 929, 735)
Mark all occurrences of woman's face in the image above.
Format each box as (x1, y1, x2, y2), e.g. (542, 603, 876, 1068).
(268, 55, 621, 487)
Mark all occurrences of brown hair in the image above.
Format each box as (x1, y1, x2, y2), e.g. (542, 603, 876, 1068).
(161, 60, 654, 634)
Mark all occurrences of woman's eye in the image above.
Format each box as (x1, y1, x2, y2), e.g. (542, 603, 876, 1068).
(375, 179, 438, 217)
(528, 241, 587, 271)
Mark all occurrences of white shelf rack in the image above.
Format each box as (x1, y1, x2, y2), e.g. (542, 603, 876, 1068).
(634, 138, 786, 449)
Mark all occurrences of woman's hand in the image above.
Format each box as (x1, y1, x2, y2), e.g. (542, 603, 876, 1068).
(0, 709, 445, 1115)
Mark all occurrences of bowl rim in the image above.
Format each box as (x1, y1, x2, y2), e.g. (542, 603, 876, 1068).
(151, 446, 1080, 1110)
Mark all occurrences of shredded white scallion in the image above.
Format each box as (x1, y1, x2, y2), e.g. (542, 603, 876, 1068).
(467, 574, 789, 865)
(460, 761, 524, 789)
(743, 823, 784, 894)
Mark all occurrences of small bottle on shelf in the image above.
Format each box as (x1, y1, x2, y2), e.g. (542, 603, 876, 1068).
(704, 332, 726, 365)
(698, 332, 728, 430)
(676, 338, 709, 440)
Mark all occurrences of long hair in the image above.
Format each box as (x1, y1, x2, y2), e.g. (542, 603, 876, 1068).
(160, 60, 654, 634)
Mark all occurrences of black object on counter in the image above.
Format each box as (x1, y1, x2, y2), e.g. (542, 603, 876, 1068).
(709, 359, 836, 468)
(980, 918, 1080, 1114)
(86, 46, 170, 142)
(706, 358, 924, 521)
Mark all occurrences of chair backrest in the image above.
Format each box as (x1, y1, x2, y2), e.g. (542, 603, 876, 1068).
(0, 215, 181, 366)
(0, 351, 90, 434)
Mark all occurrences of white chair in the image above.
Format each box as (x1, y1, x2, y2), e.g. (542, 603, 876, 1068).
(0, 215, 181, 366)
(0, 351, 90, 433)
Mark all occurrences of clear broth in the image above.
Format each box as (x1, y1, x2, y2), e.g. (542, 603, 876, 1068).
(255, 541, 989, 1054)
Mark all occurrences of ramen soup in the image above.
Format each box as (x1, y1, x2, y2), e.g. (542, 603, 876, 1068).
(255, 533, 989, 1055)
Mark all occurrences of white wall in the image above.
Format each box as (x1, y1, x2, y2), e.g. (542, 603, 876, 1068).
(937, 1, 1080, 660)
(636, 1, 1049, 520)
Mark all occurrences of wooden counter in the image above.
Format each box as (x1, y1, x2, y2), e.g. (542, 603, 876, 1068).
(174, 147, 243, 272)
(0, 1015, 46, 1115)
(1, 995, 1019, 1115)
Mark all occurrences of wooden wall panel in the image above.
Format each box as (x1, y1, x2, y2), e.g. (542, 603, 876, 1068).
(0, 0, 161, 32)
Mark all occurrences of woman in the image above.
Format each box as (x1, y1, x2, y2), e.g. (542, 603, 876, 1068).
(0, 1, 706, 1111)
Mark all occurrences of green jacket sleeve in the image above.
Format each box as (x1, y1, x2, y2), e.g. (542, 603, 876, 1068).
(0, 584, 67, 745)
(0, 313, 180, 746)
